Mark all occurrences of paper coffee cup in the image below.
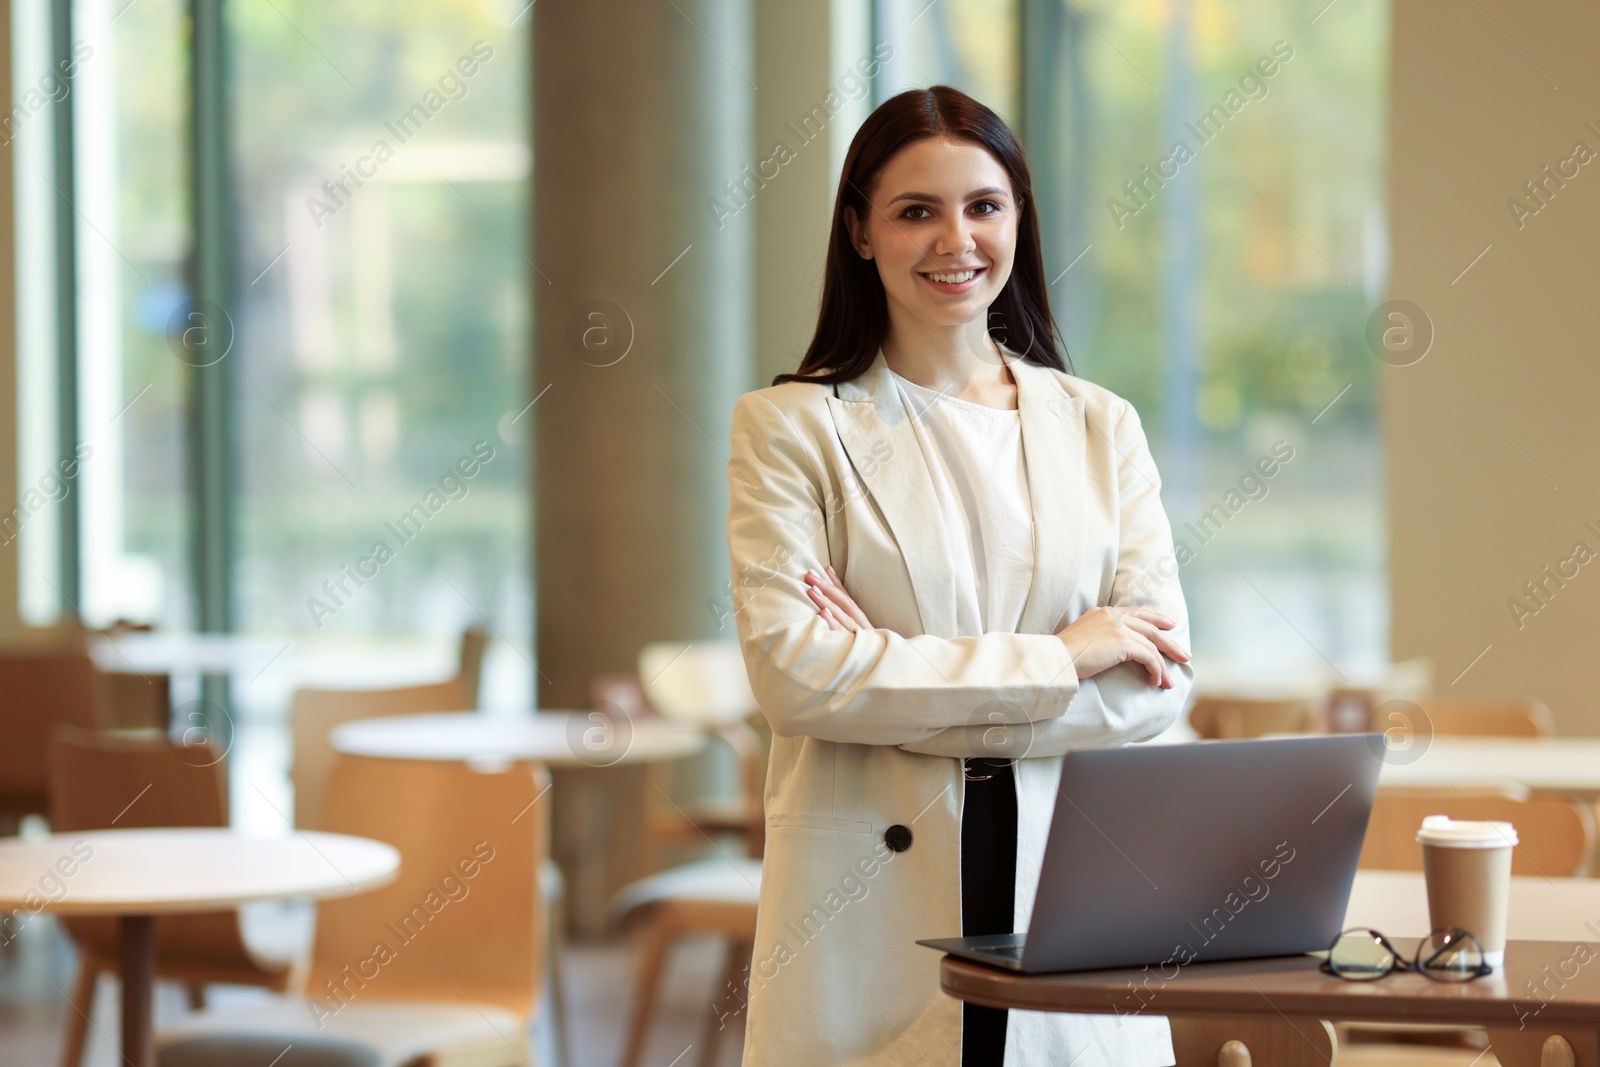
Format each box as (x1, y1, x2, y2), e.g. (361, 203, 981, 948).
(1416, 815, 1516, 967)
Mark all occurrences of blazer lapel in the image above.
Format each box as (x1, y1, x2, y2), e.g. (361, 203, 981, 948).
(826, 352, 958, 637)
(1010, 353, 1086, 636)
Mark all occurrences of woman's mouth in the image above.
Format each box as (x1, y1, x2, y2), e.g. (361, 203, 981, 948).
(918, 267, 986, 294)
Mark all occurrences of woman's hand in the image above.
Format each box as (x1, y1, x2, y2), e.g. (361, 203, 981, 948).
(1055, 606, 1190, 690)
(804, 566, 874, 632)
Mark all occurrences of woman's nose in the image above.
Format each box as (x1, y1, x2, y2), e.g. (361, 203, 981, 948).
(934, 217, 976, 257)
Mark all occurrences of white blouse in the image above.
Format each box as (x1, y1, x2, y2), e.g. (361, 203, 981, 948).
(889, 367, 1035, 637)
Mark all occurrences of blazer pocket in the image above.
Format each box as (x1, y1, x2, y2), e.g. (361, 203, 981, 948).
(767, 811, 875, 835)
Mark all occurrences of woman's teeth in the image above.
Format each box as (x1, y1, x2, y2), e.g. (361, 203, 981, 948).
(924, 269, 978, 283)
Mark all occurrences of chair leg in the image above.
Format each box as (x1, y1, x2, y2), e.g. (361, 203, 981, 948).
(548, 891, 571, 1067)
(58, 959, 99, 1067)
(185, 982, 206, 1011)
(619, 917, 675, 1067)
(701, 939, 752, 1067)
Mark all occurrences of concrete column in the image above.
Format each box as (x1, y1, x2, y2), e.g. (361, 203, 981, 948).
(533, 0, 751, 931)
(754, 0, 872, 386)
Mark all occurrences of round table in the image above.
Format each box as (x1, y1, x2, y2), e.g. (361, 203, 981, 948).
(0, 828, 398, 1067)
(329, 710, 707, 767)
(1379, 737, 1600, 799)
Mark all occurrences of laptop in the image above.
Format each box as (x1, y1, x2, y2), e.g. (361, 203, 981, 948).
(916, 734, 1382, 974)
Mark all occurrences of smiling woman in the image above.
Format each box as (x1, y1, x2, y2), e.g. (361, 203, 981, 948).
(732, 86, 1194, 1067)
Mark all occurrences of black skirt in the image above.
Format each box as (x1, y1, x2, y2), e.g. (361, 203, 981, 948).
(960, 757, 1017, 1066)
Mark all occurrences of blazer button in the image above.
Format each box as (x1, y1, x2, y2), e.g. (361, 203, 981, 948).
(884, 824, 913, 852)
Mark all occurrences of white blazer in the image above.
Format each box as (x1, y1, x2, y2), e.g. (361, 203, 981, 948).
(726, 347, 1195, 1067)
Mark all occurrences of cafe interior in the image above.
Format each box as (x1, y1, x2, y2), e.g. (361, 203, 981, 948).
(1, 0, 1597, 1065)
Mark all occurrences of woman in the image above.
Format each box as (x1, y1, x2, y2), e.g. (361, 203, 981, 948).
(726, 86, 1194, 1067)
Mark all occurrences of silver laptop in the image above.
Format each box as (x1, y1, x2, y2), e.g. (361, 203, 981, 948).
(917, 734, 1382, 974)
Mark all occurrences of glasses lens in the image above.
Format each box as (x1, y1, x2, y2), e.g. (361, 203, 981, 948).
(1417, 929, 1488, 982)
(1328, 930, 1397, 980)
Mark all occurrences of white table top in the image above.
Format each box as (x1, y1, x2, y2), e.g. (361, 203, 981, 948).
(0, 828, 398, 915)
(1346, 869, 1600, 941)
(330, 711, 707, 767)
(90, 632, 294, 676)
(1378, 736, 1600, 795)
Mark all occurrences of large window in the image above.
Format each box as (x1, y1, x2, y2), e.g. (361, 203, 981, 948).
(886, 0, 1390, 671)
(232, 1, 530, 666)
(15, 0, 532, 685)
(14, 0, 191, 628)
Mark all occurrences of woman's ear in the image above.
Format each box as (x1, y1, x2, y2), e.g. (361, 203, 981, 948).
(844, 205, 873, 260)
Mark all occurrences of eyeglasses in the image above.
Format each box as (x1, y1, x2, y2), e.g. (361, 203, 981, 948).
(1321, 927, 1493, 983)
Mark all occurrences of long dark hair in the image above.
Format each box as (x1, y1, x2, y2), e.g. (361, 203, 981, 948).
(772, 85, 1069, 387)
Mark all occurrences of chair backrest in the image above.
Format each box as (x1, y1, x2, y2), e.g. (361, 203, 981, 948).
(1359, 788, 1594, 876)
(637, 641, 766, 853)
(1388, 697, 1554, 738)
(0, 648, 112, 807)
(455, 627, 490, 708)
(49, 726, 227, 830)
(1326, 657, 1433, 732)
(48, 727, 258, 970)
(102, 671, 173, 731)
(1187, 696, 1321, 740)
(309, 754, 545, 1019)
(636, 641, 756, 727)
(289, 678, 472, 830)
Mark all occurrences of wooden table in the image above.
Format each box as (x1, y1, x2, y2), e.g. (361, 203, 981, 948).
(1381, 737, 1600, 799)
(329, 710, 706, 767)
(935, 870, 1600, 1067)
(0, 827, 397, 1067)
(941, 943, 1600, 1066)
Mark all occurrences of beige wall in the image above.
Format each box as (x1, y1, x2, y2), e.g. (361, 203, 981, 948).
(1388, 1, 1600, 731)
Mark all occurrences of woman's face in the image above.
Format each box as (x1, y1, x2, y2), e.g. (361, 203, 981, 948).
(847, 136, 1020, 332)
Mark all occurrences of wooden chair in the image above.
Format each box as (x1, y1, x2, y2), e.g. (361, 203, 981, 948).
(1326, 658, 1433, 733)
(1371, 698, 1554, 739)
(1358, 788, 1593, 876)
(155, 753, 548, 1066)
(48, 727, 299, 1067)
(101, 670, 173, 731)
(1188, 695, 1323, 740)
(0, 647, 112, 830)
(637, 640, 766, 860)
(456, 625, 490, 708)
(1172, 1016, 1337, 1065)
(288, 677, 472, 830)
(612, 857, 761, 1067)
(614, 640, 766, 1067)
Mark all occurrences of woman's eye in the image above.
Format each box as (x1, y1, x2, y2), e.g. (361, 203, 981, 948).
(901, 205, 932, 220)
(970, 199, 1002, 216)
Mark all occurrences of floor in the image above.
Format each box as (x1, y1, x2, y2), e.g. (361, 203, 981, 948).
(0, 908, 746, 1067)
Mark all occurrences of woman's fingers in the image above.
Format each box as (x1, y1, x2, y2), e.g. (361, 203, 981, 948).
(807, 579, 862, 632)
(1127, 607, 1177, 630)
(1123, 630, 1167, 688)
(806, 568, 872, 629)
(1123, 615, 1191, 663)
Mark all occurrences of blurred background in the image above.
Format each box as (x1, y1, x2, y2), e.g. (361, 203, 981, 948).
(2, 0, 1597, 1064)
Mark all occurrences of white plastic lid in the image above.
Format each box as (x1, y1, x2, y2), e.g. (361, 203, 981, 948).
(1415, 814, 1518, 848)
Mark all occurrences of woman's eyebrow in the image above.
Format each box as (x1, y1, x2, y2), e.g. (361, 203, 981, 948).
(885, 185, 1008, 206)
